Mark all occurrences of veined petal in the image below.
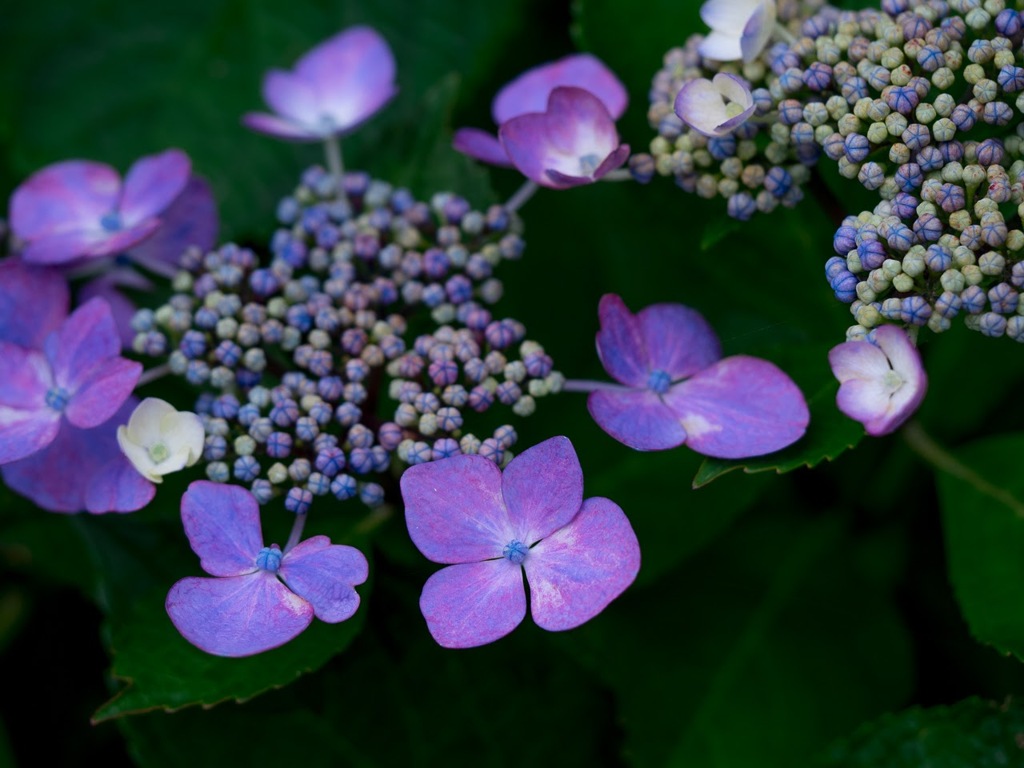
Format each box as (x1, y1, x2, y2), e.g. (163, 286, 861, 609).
(401, 455, 513, 564)
(740, 0, 777, 63)
(452, 128, 514, 167)
(47, 298, 120, 391)
(526, 496, 640, 631)
(588, 388, 687, 451)
(0, 260, 68, 348)
(595, 294, 648, 387)
(65, 356, 141, 429)
(637, 301, 721, 380)
(118, 149, 191, 228)
(9, 160, 121, 242)
(0, 342, 56, 463)
(77, 276, 143, 349)
(19, 228, 114, 265)
(166, 573, 313, 657)
(492, 53, 628, 124)
(501, 436, 583, 545)
(279, 536, 368, 623)
(180, 481, 264, 577)
(419, 560, 526, 648)
(662, 355, 809, 458)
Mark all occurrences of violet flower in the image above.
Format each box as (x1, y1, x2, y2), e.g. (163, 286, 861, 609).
(453, 53, 628, 168)
(401, 435, 640, 649)
(574, 294, 809, 458)
(242, 26, 397, 142)
(699, 0, 777, 63)
(674, 73, 755, 138)
(166, 481, 369, 657)
(828, 325, 927, 436)
(9, 149, 191, 265)
(499, 87, 630, 189)
(0, 259, 69, 349)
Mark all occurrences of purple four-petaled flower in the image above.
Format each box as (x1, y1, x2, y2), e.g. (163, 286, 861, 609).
(242, 26, 397, 142)
(166, 481, 370, 657)
(586, 294, 809, 458)
(401, 435, 640, 649)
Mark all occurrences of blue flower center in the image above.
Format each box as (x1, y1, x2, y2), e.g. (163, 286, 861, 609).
(256, 545, 283, 573)
(647, 369, 671, 395)
(579, 153, 601, 176)
(45, 386, 71, 412)
(502, 540, 528, 565)
(100, 211, 123, 232)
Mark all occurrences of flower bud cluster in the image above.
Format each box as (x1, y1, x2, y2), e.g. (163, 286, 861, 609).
(135, 166, 561, 510)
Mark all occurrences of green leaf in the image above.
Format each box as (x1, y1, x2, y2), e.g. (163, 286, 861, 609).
(693, 343, 864, 488)
(934, 431, 1024, 660)
(562, 512, 913, 767)
(700, 215, 742, 251)
(818, 697, 1024, 767)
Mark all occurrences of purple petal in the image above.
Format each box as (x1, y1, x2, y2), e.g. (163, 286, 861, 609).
(401, 455, 513, 563)
(419, 560, 526, 648)
(595, 294, 648, 387)
(9, 160, 120, 242)
(118, 149, 191, 228)
(47, 298, 120, 390)
(587, 388, 688, 451)
(740, 1, 776, 63)
(501, 436, 583, 545)
(78, 274, 148, 349)
(128, 175, 218, 269)
(638, 301, 722, 380)
(19, 228, 114, 265)
(241, 112, 323, 142)
(525, 496, 640, 631)
(166, 573, 313, 657)
(279, 535, 368, 623)
(65, 356, 142, 429)
(492, 53, 628, 123)
(662, 355, 810, 458)
(294, 26, 397, 134)
(451, 128, 513, 167)
(262, 69, 321, 126)
(181, 481, 264, 577)
(0, 259, 69, 348)
(674, 74, 754, 138)
(0, 343, 57, 464)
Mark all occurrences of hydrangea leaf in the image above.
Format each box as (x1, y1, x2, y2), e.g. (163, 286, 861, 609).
(935, 432, 1024, 661)
(693, 343, 863, 488)
(699, 213, 741, 251)
(818, 698, 1024, 767)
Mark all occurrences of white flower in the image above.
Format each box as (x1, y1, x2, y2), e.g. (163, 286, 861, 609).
(698, 0, 777, 63)
(117, 398, 204, 482)
(674, 73, 755, 138)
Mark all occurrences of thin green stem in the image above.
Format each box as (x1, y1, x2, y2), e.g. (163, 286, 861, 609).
(137, 364, 171, 387)
(324, 135, 344, 182)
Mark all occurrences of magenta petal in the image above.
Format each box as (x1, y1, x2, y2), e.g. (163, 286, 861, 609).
(48, 298, 120, 388)
(128, 175, 219, 269)
(84, 454, 155, 514)
(241, 112, 322, 142)
(263, 69, 321, 126)
(9, 160, 120, 242)
(180, 481, 264, 577)
(451, 128, 513, 167)
(595, 294, 648, 387)
(587, 388, 687, 451)
(401, 455, 513, 563)
(118, 149, 191, 228)
(662, 355, 810, 458)
(492, 53, 628, 123)
(0, 409, 59, 465)
(0, 260, 69, 348)
(501, 436, 583, 545)
(526, 497, 640, 631)
(591, 143, 630, 179)
(65, 356, 141, 428)
(0, 344, 57, 464)
(279, 535, 369, 623)
(637, 302, 722, 380)
(419, 560, 526, 649)
(166, 573, 313, 657)
(19, 228, 112, 265)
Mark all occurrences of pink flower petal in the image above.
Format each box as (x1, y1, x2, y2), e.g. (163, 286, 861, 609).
(451, 128, 513, 167)
(0, 343, 58, 464)
(279, 535, 368, 623)
(419, 559, 526, 649)
(241, 112, 323, 142)
(401, 455, 513, 564)
(166, 573, 314, 657)
(501, 436, 583, 545)
(526, 497, 640, 631)
(262, 69, 321, 126)
(118, 149, 191, 228)
(492, 53, 628, 124)
(637, 301, 722, 380)
(588, 388, 687, 451)
(662, 355, 809, 458)
(19, 228, 113, 265)
(65, 356, 141, 429)
(9, 160, 120, 242)
(0, 259, 69, 348)
(180, 481, 264, 577)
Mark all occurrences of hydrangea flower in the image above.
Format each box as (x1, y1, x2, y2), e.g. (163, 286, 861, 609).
(117, 398, 204, 482)
(583, 294, 808, 457)
(674, 73, 755, 138)
(166, 481, 369, 657)
(242, 26, 397, 142)
(453, 53, 628, 168)
(0, 297, 141, 464)
(828, 325, 927, 436)
(401, 435, 640, 648)
(9, 149, 191, 265)
(499, 87, 630, 189)
(698, 0, 776, 63)
(0, 259, 68, 348)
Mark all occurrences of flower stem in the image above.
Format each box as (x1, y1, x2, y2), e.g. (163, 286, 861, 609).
(561, 378, 633, 394)
(601, 169, 633, 182)
(284, 512, 308, 554)
(324, 135, 344, 182)
(504, 180, 539, 214)
(137, 364, 171, 387)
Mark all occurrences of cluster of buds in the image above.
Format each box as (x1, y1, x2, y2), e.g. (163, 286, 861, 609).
(137, 166, 562, 512)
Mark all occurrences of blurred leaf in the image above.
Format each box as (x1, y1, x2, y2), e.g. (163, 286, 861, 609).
(700, 215, 741, 251)
(563, 512, 913, 767)
(694, 343, 863, 488)
(818, 697, 1024, 768)
(934, 431, 1024, 661)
